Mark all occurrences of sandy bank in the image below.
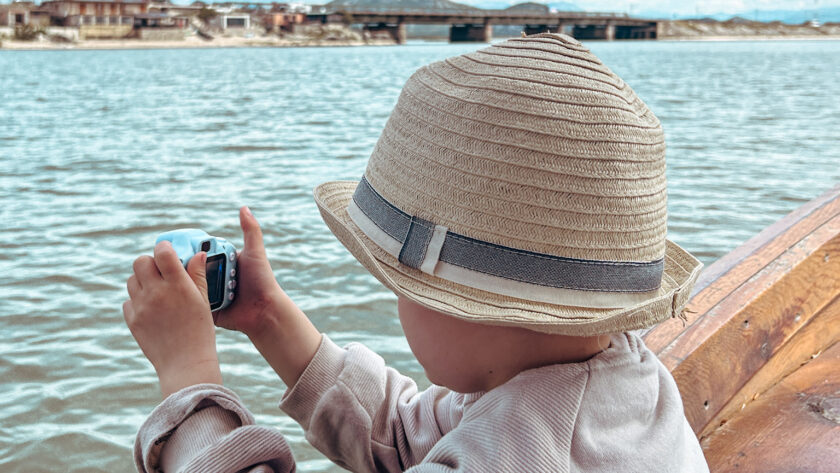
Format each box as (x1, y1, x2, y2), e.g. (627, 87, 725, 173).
(659, 19, 840, 40)
(0, 35, 397, 50)
(661, 34, 840, 41)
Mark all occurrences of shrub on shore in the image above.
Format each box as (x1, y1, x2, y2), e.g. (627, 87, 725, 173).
(198, 7, 218, 25)
(14, 24, 45, 41)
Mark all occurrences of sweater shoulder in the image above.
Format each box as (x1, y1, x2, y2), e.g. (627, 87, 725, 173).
(570, 332, 709, 472)
(422, 362, 590, 470)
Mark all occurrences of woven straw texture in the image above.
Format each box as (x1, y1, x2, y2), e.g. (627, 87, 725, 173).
(315, 33, 703, 335)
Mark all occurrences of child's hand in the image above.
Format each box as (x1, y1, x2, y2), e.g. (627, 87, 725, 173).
(123, 241, 222, 397)
(212, 207, 288, 337)
(214, 207, 322, 389)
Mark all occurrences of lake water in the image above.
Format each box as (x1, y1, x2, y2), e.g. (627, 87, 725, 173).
(1, 39, 839, 471)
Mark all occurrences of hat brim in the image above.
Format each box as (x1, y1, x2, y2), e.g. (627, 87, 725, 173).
(314, 180, 703, 336)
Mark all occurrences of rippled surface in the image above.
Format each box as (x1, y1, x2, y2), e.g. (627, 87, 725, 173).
(1, 40, 839, 471)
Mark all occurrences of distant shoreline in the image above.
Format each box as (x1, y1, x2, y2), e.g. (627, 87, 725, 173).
(660, 35, 840, 41)
(3, 33, 840, 51)
(0, 35, 399, 51)
(657, 18, 840, 41)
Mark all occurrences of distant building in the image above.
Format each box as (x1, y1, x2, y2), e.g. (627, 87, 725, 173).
(0, 2, 33, 26)
(262, 4, 306, 32)
(262, 11, 303, 31)
(133, 11, 186, 28)
(217, 13, 248, 29)
(147, 1, 203, 18)
(283, 3, 311, 14)
(133, 11, 187, 39)
(39, 0, 149, 26)
(199, 4, 250, 30)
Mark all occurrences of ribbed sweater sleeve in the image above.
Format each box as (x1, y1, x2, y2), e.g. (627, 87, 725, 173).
(135, 332, 708, 473)
(134, 383, 295, 473)
(279, 333, 709, 473)
(279, 335, 468, 472)
(159, 406, 242, 472)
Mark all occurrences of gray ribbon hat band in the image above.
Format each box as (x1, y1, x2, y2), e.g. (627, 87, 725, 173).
(351, 177, 664, 294)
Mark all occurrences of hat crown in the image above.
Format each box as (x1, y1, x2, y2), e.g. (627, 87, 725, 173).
(364, 33, 667, 264)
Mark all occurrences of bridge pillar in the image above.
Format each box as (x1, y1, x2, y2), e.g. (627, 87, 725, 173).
(363, 20, 406, 44)
(523, 23, 567, 35)
(450, 19, 491, 42)
(557, 23, 570, 36)
(523, 24, 549, 35)
(395, 20, 406, 44)
(573, 24, 614, 40)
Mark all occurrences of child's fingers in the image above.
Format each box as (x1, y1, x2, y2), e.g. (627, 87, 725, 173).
(186, 252, 209, 299)
(154, 241, 184, 281)
(133, 255, 159, 286)
(126, 274, 140, 299)
(122, 300, 135, 323)
(240, 206, 267, 258)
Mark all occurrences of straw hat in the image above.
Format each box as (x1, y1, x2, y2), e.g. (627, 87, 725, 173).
(314, 33, 702, 336)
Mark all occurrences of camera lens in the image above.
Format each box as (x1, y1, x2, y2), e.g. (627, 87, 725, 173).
(201, 240, 211, 252)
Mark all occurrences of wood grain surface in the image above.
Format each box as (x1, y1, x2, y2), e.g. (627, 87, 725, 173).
(652, 212, 840, 433)
(640, 184, 840, 472)
(700, 341, 840, 473)
(645, 184, 840, 355)
(700, 295, 840, 439)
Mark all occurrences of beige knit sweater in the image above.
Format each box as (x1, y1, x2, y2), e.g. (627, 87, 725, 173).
(135, 332, 709, 472)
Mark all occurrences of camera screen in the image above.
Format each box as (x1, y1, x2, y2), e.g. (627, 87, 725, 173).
(206, 254, 226, 310)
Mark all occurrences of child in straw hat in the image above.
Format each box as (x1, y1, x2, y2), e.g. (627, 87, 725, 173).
(125, 33, 709, 472)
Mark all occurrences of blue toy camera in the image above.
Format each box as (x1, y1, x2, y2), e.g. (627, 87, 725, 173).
(155, 229, 237, 312)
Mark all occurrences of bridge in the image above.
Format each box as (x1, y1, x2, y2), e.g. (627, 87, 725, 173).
(306, 8, 659, 44)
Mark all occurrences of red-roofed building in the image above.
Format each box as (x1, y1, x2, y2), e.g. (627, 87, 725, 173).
(40, 0, 149, 26)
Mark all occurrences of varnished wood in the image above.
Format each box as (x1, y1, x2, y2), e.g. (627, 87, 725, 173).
(638, 184, 840, 471)
(700, 294, 840, 439)
(700, 341, 840, 473)
(645, 184, 840, 355)
(693, 185, 840, 297)
(657, 214, 840, 433)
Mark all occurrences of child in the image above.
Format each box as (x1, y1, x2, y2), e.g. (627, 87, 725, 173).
(124, 33, 709, 472)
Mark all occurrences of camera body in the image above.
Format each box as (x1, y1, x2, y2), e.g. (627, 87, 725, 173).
(155, 229, 237, 312)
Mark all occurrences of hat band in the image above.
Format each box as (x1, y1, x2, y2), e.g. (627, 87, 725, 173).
(347, 177, 663, 309)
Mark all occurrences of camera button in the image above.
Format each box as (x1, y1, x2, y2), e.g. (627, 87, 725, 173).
(228, 280, 236, 289)
(230, 268, 236, 277)
(229, 253, 235, 262)
(228, 292, 235, 301)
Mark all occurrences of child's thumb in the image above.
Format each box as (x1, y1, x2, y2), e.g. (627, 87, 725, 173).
(240, 206, 267, 258)
(187, 252, 209, 299)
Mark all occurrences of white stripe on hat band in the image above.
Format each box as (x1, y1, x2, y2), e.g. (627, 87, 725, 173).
(347, 198, 659, 309)
(420, 224, 448, 275)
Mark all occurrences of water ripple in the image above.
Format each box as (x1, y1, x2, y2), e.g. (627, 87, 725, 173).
(1, 40, 839, 471)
